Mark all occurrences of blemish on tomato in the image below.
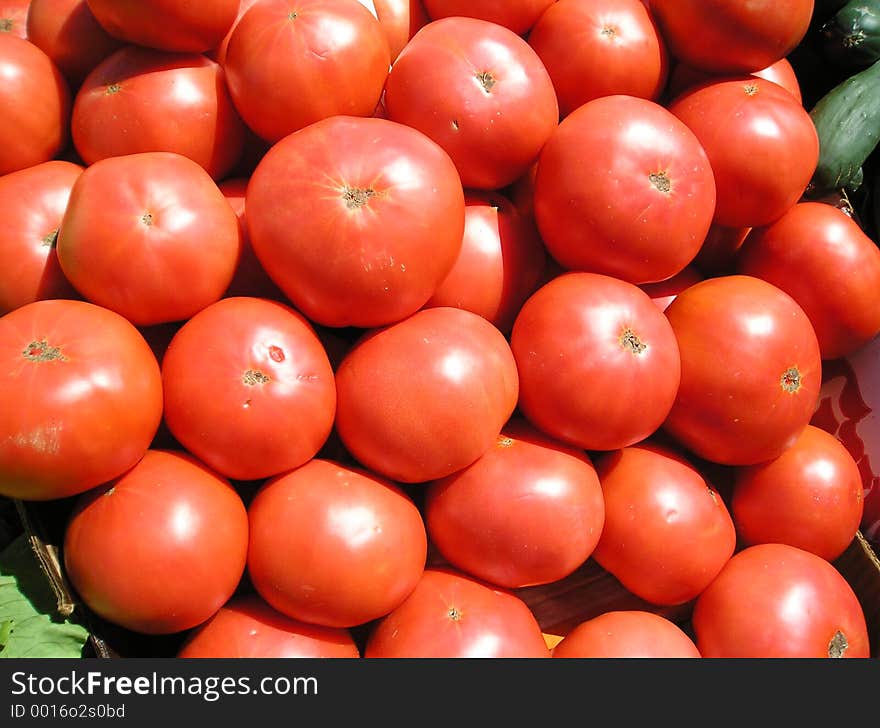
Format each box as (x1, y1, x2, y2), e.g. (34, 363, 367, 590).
(268, 345, 285, 362)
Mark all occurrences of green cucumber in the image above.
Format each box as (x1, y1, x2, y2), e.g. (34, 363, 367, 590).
(821, 0, 880, 68)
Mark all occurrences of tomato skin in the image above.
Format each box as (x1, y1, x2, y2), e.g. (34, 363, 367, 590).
(736, 202, 880, 361)
(336, 307, 519, 483)
(383, 16, 559, 190)
(692, 543, 870, 658)
(0, 299, 163, 501)
(0, 160, 82, 315)
(665, 57, 803, 105)
(639, 265, 703, 312)
(510, 272, 681, 452)
(370, 0, 429, 61)
(56, 151, 241, 327)
(177, 594, 361, 658)
(365, 568, 551, 657)
(552, 611, 702, 658)
(424, 419, 605, 589)
(247, 459, 427, 629)
(591, 442, 737, 606)
(0, 0, 30, 38)
(0, 33, 70, 176)
(663, 275, 823, 466)
(208, 0, 260, 67)
(422, 0, 554, 35)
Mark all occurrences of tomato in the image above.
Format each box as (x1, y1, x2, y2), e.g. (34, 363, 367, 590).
(247, 459, 427, 628)
(56, 151, 241, 326)
(0, 300, 163, 501)
(510, 272, 681, 452)
(335, 307, 519, 483)
(162, 297, 337, 482)
(26, 0, 123, 87)
(665, 57, 803, 105)
(246, 116, 465, 329)
(0, 0, 29, 38)
(691, 223, 751, 275)
(534, 95, 715, 284)
(208, 0, 259, 67)
(383, 16, 559, 190)
(528, 0, 668, 117)
(85, 0, 239, 53)
(692, 543, 870, 657)
(591, 442, 736, 606)
(552, 611, 701, 658)
(663, 275, 823, 466)
(649, 0, 814, 74)
(424, 419, 605, 589)
(668, 76, 819, 229)
(422, 0, 554, 35)
(0, 33, 70, 176)
(0, 160, 82, 314)
(177, 594, 361, 658)
(360, 0, 429, 61)
(223, 0, 390, 143)
(423, 190, 547, 335)
(365, 567, 551, 657)
(736, 202, 880, 361)
(731, 425, 863, 562)
(639, 265, 703, 312)
(64, 449, 249, 635)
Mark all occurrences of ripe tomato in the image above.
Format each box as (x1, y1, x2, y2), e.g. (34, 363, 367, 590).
(247, 459, 427, 628)
(208, 0, 259, 67)
(223, 0, 390, 143)
(246, 116, 465, 329)
(528, 0, 668, 117)
(424, 419, 605, 589)
(665, 57, 803, 105)
(177, 594, 361, 658)
(668, 77, 819, 229)
(510, 272, 681, 452)
(162, 297, 337, 482)
(361, 0, 429, 61)
(0, 160, 82, 314)
(0, 33, 70, 176)
(365, 568, 551, 657)
(421, 0, 554, 34)
(692, 543, 871, 657)
(552, 611, 701, 658)
(534, 95, 715, 284)
(736, 202, 880, 361)
(663, 275, 822, 466)
(383, 16, 559, 190)
(639, 265, 703, 312)
(56, 151, 241, 326)
(64, 449, 249, 635)
(649, 0, 814, 74)
(71, 46, 246, 180)
(336, 307, 519, 483)
(591, 442, 737, 606)
(0, 0, 29, 38)
(0, 299, 163, 501)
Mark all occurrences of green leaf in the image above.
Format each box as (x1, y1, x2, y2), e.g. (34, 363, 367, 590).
(0, 534, 89, 658)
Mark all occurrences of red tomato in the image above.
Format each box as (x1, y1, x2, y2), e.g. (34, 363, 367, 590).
(510, 272, 681, 452)
(534, 95, 715, 284)
(552, 611, 701, 658)
(224, 0, 391, 143)
(208, 0, 259, 67)
(424, 419, 605, 589)
(0, 0, 29, 38)
(365, 568, 551, 657)
(246, 116, 465, 329)
(363, 0, 430, 61)
(731, 425, 863, 562)
(85, 0, 239, 53)
(663, 275, 823, 466)
(71, 46, 245, 180)
(383, 16, 559, 190)
(56, 151, 241, 326)
(692, 543, 870, 657)
(422, 0, 554, 34)
(0, 160, 82, 314)
(247, 459, 427, 628)
(162, 297, 337, 482)
(0, 300, 163, 501)
(650, 0, 814, 74)
(591, 442, 737, 606)
(423, 190, 547, 335)
(26, 0, 123, 87)
(639, 265, 703, 312)
(665, 57, 803, 105)
(64, 449, 249, 635)
(736, 202, 880, 360)
(0, 33, 70, 175)
(335, 307, 519, 483)
(177, 594, 361, 658)
(528, 0, 668, 117)
(668, 77, 819, 228)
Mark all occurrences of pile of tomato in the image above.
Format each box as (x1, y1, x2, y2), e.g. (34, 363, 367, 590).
(1, 0, 879, 659)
